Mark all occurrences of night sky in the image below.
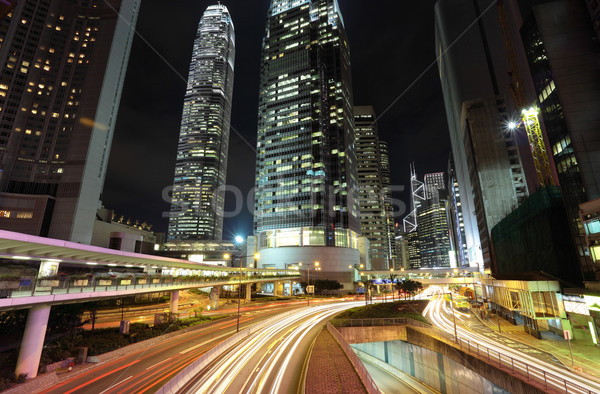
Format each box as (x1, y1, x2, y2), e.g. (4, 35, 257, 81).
(102, 1, 451, 239)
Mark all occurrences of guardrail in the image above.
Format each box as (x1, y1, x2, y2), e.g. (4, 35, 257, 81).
(329, 317, 594, 394)
(330, 317, 431, 328)
(0, 274, 300, 300)
(326, 321, 379, 394)
(439, 328, 594, 394)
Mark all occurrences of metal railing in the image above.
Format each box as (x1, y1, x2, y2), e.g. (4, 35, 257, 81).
(0, 274, 300, 300)
(326, 321, 379, 394)
(442, 329, 595, 394)
(330, 317, 431, 328)
(328, 317, 595, 394)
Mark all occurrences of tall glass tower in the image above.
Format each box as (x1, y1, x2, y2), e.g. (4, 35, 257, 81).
(253, 0, 360, 280)
(168, 5, 235, 241)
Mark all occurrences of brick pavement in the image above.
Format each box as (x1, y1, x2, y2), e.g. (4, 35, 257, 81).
(305, 328, 367, 393)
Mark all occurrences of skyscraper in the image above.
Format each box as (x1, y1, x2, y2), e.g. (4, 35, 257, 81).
(418, 172, 451, 269)
(0, 0, 139, 244)
(355, 106, 390, 270)
(435, 0, 530, 271)
(379, 140, 397, 266)
(518, 0, 600, 281)
(424, 172, 445, 200)
(168, 4, 235, 241)
(254, 0, 360, 282)
(447, 156, 468, 267)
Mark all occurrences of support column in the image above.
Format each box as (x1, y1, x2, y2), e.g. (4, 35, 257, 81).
(16, 305, 51, 379)
(245, 283, 252, 302)
(289, 280, 293, 296)
(209, 286, 220, 310)
(273, 281, 280, 296)
(170, 290, 179, 315)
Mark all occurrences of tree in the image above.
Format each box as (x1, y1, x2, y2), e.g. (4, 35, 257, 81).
(396, 279, 423, 300)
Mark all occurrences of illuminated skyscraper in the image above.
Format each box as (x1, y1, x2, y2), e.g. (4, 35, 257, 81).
(418, 172, 451, 268)
(254, 0, 360, 282)
(379, 140, 397, 266)
(355, 106, 389, 270)
(168, 4, 235, 241)
(0, 0, 139, 243)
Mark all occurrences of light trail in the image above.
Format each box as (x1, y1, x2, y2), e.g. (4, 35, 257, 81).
(424, 286, 600, 394)
(187, 301, 364, 393)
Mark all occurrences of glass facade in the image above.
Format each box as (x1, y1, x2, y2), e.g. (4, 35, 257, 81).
(521, 10, 596, 280)
(354, 106, 391, 269)
(168, 5, 235, 241)
(254, 0, 359, 250)
(0, 0, 139, 242)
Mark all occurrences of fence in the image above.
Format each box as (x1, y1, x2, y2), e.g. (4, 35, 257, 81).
(330, 318, 595, 394)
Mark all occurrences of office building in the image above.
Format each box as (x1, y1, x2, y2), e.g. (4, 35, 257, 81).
(355, 106, 390, 270)
(0, 0, 140, 244)
(435, 0, 530, 271)
(518, 0, 600, 281)
(447, 156, 468, 267)
(418, 172, 451, 269)
(253, 0, 360, 285)
(379, 140, 397, 265)
(168, 4, 235, 241)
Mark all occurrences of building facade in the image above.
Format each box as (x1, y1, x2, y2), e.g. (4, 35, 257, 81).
(168, 4, 235, 241)
(354, 106, 394, 270)
(418, 173, 451, 269)
(0, 0, 139, 244)
(379, 140, 397, 265)
(447, 156, 468, 267)
(435, 0, 530, 271)
(519, 1, 600, 281)
(253, 0, 360, 284)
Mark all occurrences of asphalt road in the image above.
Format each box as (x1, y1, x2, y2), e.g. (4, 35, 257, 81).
(182, 301, 365, 394)
(39, 304, 302, 394)
(423, 286, 600, 394)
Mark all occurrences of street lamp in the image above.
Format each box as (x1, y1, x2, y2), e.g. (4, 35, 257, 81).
(225, 251, 260, 333)
(299, 261, 319, 305)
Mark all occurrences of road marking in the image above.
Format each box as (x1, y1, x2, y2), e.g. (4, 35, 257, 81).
(179, 332, 231, 355)
(98, 375, 133, 394)
(145, 357, 171, 370)
(63, 360, 140, 394)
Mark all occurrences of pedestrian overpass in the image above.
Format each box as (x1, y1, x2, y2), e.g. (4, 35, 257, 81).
(360, 267, 481, 286)
(0, 230, 300, 379)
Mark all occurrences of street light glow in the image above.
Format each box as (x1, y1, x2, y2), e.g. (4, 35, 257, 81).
(234, 235, 244, 244)
(508, 121, 517, 130)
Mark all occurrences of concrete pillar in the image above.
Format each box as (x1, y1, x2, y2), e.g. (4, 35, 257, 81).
(16, 305, 51, 379)
(209, 286, 220, 310)
(39, 260, 59, 277)
(170, 290, 179, 314)
(245, 283, 252, 302)
(273, 281, 280, 296)
(289, 280, 293, 296)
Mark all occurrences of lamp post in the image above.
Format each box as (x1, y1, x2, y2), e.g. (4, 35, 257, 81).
(299, 261, 319, 305)
(224, 251, 260, 333)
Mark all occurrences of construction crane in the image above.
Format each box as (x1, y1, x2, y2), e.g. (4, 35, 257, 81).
(497, 0, 555, 187)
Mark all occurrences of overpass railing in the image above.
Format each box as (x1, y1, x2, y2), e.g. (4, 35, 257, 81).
(0, 273, 300, 299)
(330, 317, 431, 328)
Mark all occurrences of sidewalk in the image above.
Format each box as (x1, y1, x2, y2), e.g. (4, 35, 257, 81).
(305, 328, 367, 393)
(472, 309, 600, 382)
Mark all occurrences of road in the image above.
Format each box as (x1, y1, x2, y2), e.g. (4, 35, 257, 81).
(423, 286, 600, 394)
(182, 301, 364, 394)
(38, 305, 303, 394)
